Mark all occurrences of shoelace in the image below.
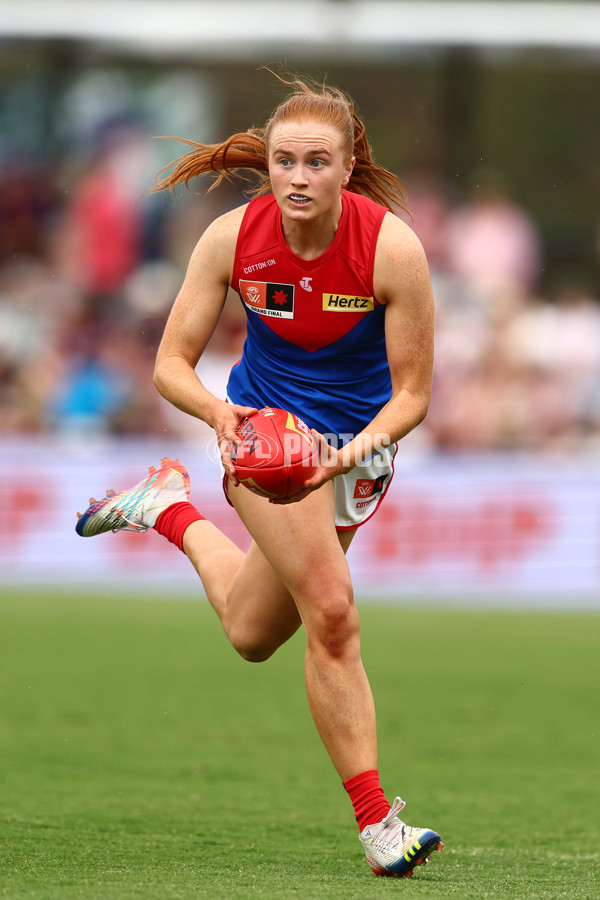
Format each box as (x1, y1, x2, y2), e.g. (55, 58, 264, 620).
(112, 509, 148, 533)
(382, 797, 406, 826)
(111, 481, 157, 532)
(370, 797, 408, 849)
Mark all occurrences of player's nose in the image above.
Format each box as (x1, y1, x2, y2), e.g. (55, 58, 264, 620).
(291, 165, 309, 185)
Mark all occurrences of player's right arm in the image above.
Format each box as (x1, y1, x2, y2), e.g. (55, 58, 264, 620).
(154, 205, 257, 478)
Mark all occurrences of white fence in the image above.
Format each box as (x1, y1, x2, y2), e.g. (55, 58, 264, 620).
(1, 439, 600, 607)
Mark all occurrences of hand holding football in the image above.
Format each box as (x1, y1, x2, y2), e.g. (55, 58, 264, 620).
(231, 407, 318, 499)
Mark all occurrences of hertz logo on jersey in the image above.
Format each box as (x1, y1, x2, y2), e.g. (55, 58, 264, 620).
(323, 294, 375, 311)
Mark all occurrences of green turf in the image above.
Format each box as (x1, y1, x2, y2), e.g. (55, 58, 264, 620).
(0, 589, 598, 899)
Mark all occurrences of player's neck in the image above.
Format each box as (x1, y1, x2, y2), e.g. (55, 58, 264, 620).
(281, 209, 342, 260)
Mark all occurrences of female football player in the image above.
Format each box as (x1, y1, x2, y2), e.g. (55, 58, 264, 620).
(76, 70, 442, 879)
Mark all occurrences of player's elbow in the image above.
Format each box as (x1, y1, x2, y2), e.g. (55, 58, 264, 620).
(153, 356, 169, 399)
(402, 388, 431, 431)
(416, 392, 431, 425)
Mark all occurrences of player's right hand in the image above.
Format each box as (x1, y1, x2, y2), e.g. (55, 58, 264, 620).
(213, 403, 258, 484)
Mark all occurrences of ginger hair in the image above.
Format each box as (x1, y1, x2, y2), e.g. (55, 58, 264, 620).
(151, 70, 409, 214)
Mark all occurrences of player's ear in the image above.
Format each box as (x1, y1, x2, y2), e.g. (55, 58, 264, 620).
(342, 156, 355, 187)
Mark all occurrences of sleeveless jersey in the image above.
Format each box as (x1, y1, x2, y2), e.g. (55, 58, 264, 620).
(227, 190, 391, 441)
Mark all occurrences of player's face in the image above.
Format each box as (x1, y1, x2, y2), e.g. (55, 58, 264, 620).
(268, 119, 355, 223)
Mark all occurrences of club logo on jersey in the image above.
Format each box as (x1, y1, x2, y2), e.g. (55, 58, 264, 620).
(353, 475, 388, 499)
(239, 281, 295, 319)
(323, 293, 374, 311)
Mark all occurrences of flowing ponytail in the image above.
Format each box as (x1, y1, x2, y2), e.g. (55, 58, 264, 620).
(151, 129, 269, 195)
(151, 70, 409, 214)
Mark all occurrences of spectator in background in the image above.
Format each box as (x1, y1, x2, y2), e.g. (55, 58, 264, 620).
(445, 168, 542, 296)
(0, 160, 58, 264)
(404, 170, 453, 276)
(54, 121, 148, 295)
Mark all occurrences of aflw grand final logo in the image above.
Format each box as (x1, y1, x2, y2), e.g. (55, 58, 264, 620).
(239, 281, 295, 318)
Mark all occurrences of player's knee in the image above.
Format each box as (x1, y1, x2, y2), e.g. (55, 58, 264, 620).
(306, 586, 359, 659)
(227, 626, 279, 663)
(235, 642, 276, 663)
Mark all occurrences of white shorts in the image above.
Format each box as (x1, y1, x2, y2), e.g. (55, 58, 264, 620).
(333, 444, 397, 531)
(222, 442, 397, 530)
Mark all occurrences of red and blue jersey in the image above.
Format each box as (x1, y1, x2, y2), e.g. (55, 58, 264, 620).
(227, 190, 391, 441)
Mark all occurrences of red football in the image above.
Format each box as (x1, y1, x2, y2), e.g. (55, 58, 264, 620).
(231, 407, 318, 499)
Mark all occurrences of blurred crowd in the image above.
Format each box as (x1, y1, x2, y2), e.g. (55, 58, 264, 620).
(408, 170, 600, 454)
(1, 75, 600, 455)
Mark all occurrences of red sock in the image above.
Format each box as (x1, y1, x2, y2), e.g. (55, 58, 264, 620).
(343, 769, 390, 832)
(154, 502, 205, 552)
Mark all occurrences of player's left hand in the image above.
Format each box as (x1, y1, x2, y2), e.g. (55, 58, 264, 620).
(269, 429, 340, 505)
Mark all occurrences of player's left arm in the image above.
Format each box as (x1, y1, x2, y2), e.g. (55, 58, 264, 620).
(359, 211, 435, 452)
(275, 213, 434, 502)
(308, 213, 435, 482)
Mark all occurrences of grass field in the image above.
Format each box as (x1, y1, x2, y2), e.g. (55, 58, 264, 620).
(0, 589, 598, 899)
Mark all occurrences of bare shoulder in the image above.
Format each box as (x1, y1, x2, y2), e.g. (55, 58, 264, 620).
(206, 203, 249, 239)
(374, 211, 432, 304)
(190, 203, 248, 260)
(376, 211, 428, 266)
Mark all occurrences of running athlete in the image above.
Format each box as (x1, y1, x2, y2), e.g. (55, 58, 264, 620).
(76, 72, 442, 879)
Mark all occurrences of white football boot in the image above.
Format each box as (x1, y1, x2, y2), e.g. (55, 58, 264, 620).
(76, 458, 190, 537)
(359, 797, 443, 878)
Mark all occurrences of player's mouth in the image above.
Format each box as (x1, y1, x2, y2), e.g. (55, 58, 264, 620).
(289, 193, 311, 205)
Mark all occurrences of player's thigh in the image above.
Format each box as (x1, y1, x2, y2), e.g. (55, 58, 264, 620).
(228, 495, 358, 648)
(227, 537, 302, 645)
(228, 479, 353, 604)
